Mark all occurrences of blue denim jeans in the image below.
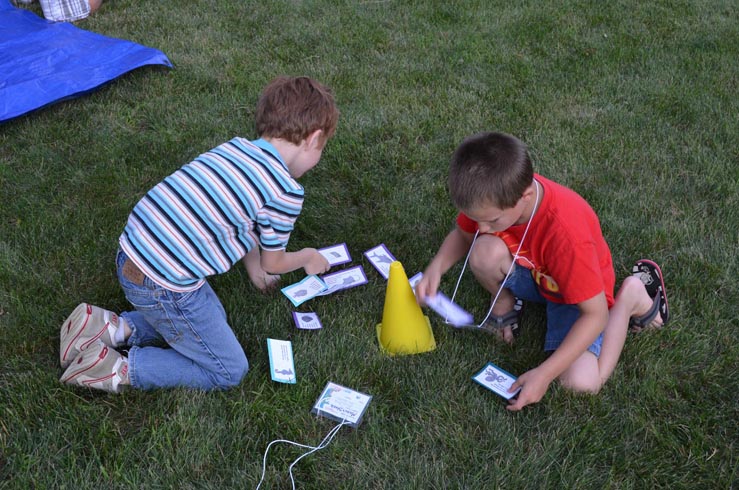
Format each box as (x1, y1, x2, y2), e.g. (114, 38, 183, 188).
(116, 249, 248, 390)
(504, 264, 603, 358)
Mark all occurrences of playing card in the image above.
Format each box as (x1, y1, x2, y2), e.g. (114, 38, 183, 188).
(318, 243, 352, 266)
(363, 244, 397, 279)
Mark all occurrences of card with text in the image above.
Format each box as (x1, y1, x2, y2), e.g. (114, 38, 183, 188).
(267, 338, 296, 384)
(281, 275, 327, 307)
(317, 265, 368, 296)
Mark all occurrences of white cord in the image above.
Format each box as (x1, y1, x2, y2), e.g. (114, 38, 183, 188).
(447, 180, 540, 328)
(256, 421, 347, 490)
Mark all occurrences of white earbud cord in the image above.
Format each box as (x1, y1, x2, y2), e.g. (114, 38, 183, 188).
(446, 180, 540, 329)
(256, 420, 348, 490)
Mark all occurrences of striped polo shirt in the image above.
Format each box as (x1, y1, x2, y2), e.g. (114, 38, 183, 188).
(119, 138, 303, 292)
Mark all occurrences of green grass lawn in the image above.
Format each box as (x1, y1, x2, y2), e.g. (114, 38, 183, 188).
(1, 0, 737, 488)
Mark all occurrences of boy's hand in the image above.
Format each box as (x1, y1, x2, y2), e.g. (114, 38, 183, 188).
(303, 249, 330, 275)
(415, 266, 442, 305)
(506, 367, 552, 411)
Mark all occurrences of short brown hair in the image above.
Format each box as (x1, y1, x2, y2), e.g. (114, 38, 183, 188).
(448, 132, 533, 210)
(255, 76, 339, 145)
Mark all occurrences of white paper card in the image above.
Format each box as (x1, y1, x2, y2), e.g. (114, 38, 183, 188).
(311, 381, 372, 428)
(472, 362, 520, 400)
(317, 265, 368, 296)
(292, 311, 323, 330)
(425, 292, 474, 326)
(363, 244, 397, 279)
(408, 272, 423, 291)
(318, 243, 352, 266)
(281, 275, 327, 306)
(267, 338, 296, 384)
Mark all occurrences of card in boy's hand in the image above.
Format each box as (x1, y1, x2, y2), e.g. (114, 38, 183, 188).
(293, 311, 323, 330)
(281, 275, 327, 307)
(311, 381, 372, 428)
(425, 292, 474, 326)
(318, 243, 352, 266)
(472, 362, 520, 400)
(318, 265, 368, 296)
(363, 244, 397, 279)
(408, 272, 424, 291)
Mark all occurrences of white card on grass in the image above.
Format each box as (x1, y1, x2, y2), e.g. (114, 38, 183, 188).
(281, 275, 327, 307)
(311, 381, 372, 428)
(317, 265, 368, 296)
(267, 338, 296, 384)
(425, 292, 474, 326)
(363, 244, 397, 279)
(319, 243, 352, 266)
(292, 311, 323, 330)
(472, 362, 520, 400)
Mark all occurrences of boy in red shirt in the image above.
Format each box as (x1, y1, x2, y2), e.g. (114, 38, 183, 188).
(416, 132, 669, 411)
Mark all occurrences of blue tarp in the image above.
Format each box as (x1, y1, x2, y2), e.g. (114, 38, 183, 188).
(0, 0, 172, 122)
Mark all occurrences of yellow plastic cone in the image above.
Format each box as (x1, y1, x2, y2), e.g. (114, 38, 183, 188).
(376, 261, 436, 355)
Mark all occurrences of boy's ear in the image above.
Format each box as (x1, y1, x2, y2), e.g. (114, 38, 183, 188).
(306, 129, 325, 149)
(521, 182, 537, 202)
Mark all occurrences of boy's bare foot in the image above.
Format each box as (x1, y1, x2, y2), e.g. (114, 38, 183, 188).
(250, 270, 281, 292)
(243, 248, 281, 292)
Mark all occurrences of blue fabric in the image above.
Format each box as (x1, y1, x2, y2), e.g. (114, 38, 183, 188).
(0, 0, 172, 122)
(505, 264, 604, 357)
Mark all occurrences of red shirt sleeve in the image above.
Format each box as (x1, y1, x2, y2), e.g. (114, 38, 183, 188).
(456, 212, 478, 234)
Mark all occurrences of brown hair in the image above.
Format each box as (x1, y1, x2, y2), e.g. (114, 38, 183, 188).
(255, 76, 339, 145)
(448, 132, 533, 210)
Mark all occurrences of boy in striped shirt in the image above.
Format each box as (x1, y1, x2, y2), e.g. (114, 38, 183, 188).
(59, 77, 339, 392)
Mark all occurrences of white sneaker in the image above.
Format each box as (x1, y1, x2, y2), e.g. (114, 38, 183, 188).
(60, 303, 120, 369)
(60, 341, 129, 393)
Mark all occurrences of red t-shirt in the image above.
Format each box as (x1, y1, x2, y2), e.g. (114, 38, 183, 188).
(456, 174, 615, 307)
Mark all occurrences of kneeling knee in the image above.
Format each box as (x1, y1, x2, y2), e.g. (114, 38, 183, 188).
(560, 376, 602, 395)
(214, 356, 249, 390)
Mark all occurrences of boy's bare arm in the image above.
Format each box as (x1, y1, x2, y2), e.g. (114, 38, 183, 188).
(416, 227, 474, 301)
(507, 293, 609, 411)
(261, 248, 330, 276)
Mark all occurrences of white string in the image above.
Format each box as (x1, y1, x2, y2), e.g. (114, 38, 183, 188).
(447, 179, 540, 329)
(256, 420, 347, 490)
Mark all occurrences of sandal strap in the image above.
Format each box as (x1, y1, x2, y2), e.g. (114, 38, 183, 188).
(629, 293, 661, 328)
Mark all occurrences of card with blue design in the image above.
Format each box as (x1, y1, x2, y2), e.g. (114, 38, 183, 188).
(472, 362, 520, 400)
(281, 275, 327, 306)
(267, 338, 296, 384)
(363, 244, 397, 279)
(292, 311, 323, 330)
(317, 265, 368, 296)
(318, 243, 352, 266)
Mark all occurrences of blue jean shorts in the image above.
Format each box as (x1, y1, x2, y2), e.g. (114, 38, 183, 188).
(503, 264, 603, 358)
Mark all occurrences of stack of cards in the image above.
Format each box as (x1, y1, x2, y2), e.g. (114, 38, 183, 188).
(311, 381, 372, 428)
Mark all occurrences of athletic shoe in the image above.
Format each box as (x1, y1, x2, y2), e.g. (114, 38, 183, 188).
(60, 341, 129, 393)
(59, 303, 119, 369)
